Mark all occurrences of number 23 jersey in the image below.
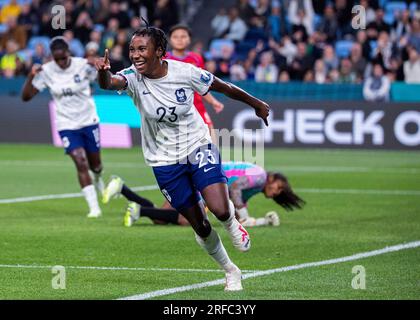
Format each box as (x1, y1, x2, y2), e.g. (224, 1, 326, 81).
(118, 59, 213, 166)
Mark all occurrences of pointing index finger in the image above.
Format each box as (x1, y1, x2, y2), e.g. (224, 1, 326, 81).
(104, 49, 109, 63)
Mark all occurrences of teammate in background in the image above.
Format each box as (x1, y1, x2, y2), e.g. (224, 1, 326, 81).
(21, 37, 104, 218)
(102, 162, 305, 227)
(95, 24, 269, 291)
(166, 24, 224, 143)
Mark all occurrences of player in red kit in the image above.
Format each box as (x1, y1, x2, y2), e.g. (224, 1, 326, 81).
(166, 24, 224, 143)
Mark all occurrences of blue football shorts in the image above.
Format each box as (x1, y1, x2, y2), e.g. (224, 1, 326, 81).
(152, 143, 228, 211)
(58, 124, 100, 154)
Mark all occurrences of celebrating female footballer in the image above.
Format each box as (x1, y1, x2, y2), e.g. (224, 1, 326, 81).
(95, 25, 269, 291)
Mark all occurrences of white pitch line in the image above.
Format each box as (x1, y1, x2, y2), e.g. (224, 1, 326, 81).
(296, 188, 420, 196)
(0, 264, 258, 274)
(0, 185, 159, 204)
(1, 160, 420, 174)
(2, 185, 420, 204)
(119, 240, 420, 300)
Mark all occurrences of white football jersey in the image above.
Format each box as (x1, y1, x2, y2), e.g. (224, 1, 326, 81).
(117, 59, 213, 166)
(32, 57, 99, 131)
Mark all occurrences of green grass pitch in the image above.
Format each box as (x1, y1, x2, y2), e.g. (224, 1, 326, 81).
(0, 144, 419, 300)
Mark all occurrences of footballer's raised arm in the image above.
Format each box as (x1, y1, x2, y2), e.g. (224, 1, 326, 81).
(95, 49, 127, 91)
(209, 76, 270, 126)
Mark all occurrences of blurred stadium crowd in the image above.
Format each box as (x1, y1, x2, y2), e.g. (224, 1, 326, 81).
(0, 0, 419, 94)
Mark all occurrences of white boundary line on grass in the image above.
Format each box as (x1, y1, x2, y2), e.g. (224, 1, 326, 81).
(0, 185, 420, 204)
(1, 186, 420, 204)
(119, 240, 420, 300)
(1, 160, 420, 174)
(0, 264, 258, 274)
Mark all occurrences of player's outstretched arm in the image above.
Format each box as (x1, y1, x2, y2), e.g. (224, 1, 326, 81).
(21, 64, 41, 101)
(95, 49, 127, 91)
(210, 77, 269, 126)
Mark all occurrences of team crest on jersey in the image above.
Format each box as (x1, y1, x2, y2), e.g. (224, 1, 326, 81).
(74, 74, 81, 83)
(200, 71, 212, 84)
(175, 88, 187, 103)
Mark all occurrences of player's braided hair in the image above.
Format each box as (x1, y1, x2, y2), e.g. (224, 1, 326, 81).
(269, 172, 306, 211)
(132, 18, 167, 58)
(49, 36, 69, 52)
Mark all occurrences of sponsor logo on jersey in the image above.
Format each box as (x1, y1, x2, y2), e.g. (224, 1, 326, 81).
(175, 88, 187, 103)
(200, 71, 212, 84)
(74, 74, 81, 83)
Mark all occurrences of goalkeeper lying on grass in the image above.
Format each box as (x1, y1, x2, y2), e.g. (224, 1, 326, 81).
(103, 161, 305, 227)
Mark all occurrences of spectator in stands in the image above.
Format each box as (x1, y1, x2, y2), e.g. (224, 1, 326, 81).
(317, 3, 338, 43)
(322, 44, 339, 74)
(115, 29, 129, 64)
(153, 0, 179, 33)
(0, 15, 27, 52)
(0, 0, 21, 24)
(360, 0, 376, 25)
(94, 0, 110, 25)
(63, 30, 85, 57)
(89, 29, 102, 49)
(267, 4, 282, 42)
(289, 42, 313, 81)
(391, 9, 411, 42)
(269, 35, 297, 65)
(0, 39, 24, 78)
(335, 0, 356, 37)
(337, 58, 358, 83)
(220, 6, 248, 43)
(278, 70, 290, 82)
(350, 42, 368, 81)
(371, 31, 394, 70)
(387, 56, 405, 82)
(17, 2, 38, 39)
(356, 30, 372, 60)
(403, 46, 420, 84)
(73, 11, 94, 45)
(407, 18, 420, 53)
(100, 18, 119, 54)
(237, 0, 256, 25)
(30, 42, 48, 65)
(367, 8, 391, 37)
(363, 63, 390, 101)
(230, 60, 248, 81)
(107, 1, 130, 29)
(314, 59, 327, 84)
(303, 69, 314, 82)
(255, 50, 278, 83)
(127, 16, 142, 40)
(288, 0, 314, 37)
(109, 44, 126, 73)
(253, 0, 271, 28)
(211, 7, 230, 39)
(85, 41, 99, 65)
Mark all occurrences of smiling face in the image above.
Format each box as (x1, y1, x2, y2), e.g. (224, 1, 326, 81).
(129, 35, 163, 76)
(52, 48, 71, 69)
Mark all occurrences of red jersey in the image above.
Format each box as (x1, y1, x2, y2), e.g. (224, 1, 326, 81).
(165, 51, 213, 126)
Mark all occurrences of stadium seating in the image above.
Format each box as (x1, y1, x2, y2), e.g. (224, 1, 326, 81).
(27, 36, 51, 55)
(335, 40, 354, 59)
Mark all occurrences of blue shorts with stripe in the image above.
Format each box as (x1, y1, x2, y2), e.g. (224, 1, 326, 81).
(152, 144, 227, 211)
(58, 124, 100, 154)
